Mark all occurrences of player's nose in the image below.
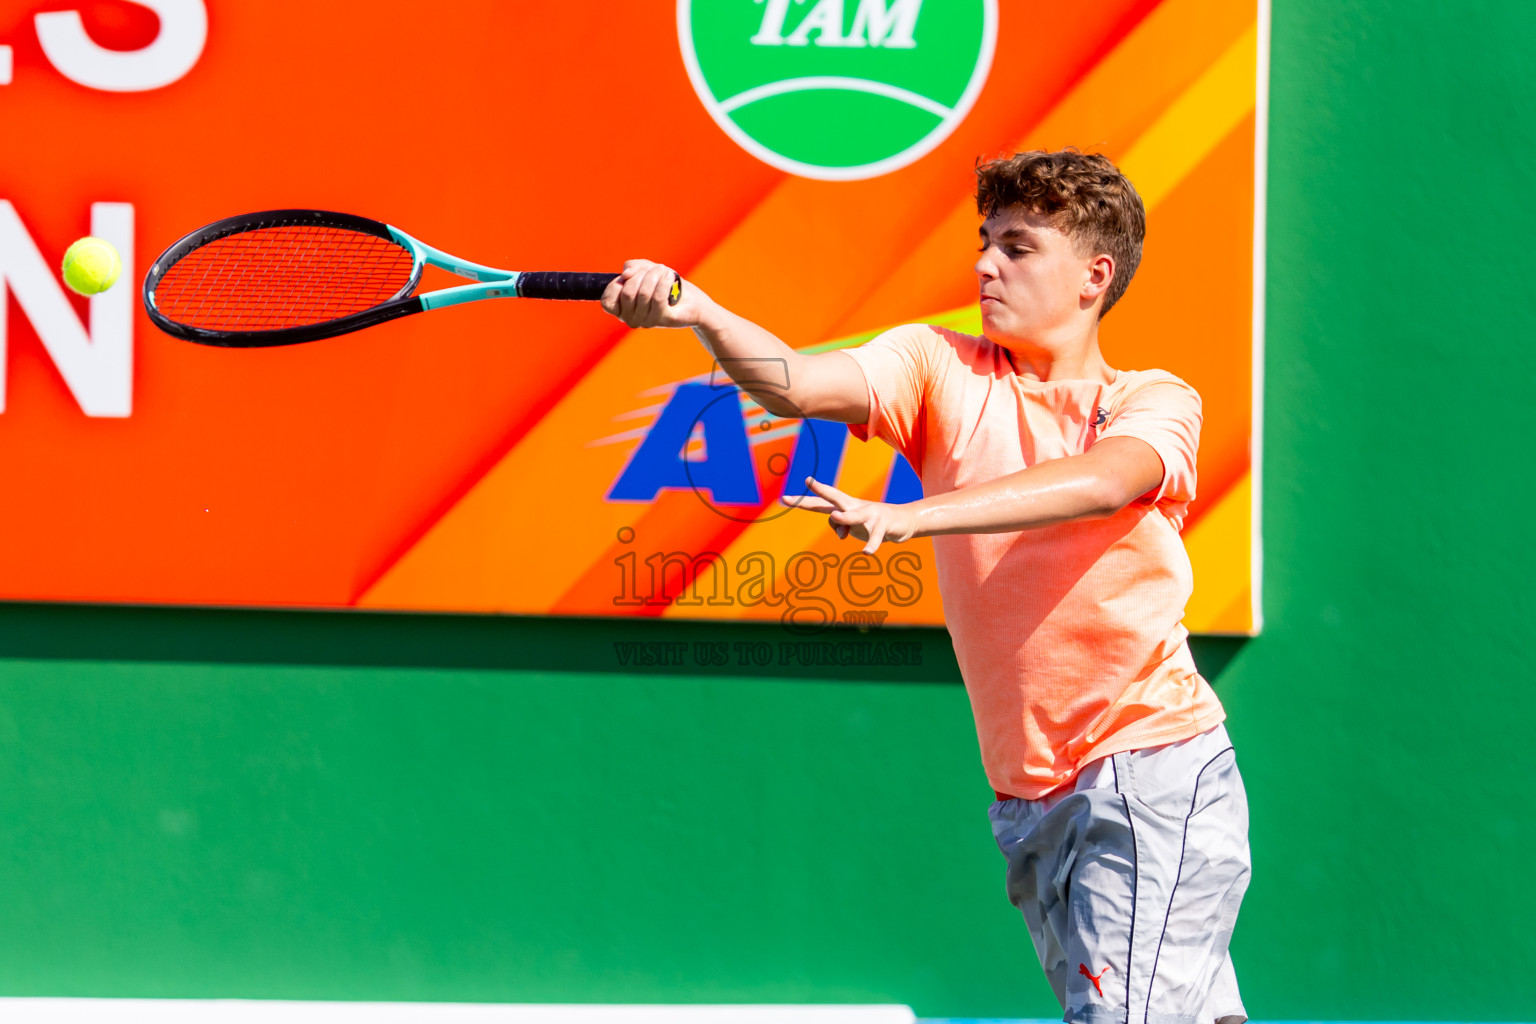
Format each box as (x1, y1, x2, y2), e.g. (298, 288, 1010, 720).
(974, 247, 998, 279)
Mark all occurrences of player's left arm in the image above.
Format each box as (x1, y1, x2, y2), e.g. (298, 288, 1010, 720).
(789, 436, 1165, 554)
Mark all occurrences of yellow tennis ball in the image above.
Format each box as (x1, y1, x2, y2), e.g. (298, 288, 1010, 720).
(61, 237, 122, 297)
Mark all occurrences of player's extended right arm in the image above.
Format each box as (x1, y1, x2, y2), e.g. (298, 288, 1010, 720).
(600, 259, 870, 425)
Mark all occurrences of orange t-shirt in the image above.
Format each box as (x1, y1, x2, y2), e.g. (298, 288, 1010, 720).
(846, 324, 1226, 799)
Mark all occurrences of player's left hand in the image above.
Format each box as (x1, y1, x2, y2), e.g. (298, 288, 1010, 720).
(784, 477, 918, 554)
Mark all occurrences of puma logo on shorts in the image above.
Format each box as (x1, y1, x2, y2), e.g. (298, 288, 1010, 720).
(1079, 963, 1111, 997)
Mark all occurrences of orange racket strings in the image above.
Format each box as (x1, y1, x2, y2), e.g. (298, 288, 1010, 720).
(155, 225, 416, 331)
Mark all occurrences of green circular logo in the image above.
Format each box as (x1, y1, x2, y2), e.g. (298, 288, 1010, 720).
(679, 0, 998, 181)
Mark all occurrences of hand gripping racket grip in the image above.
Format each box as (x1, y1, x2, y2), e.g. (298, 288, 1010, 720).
(516, 271, 682, 304)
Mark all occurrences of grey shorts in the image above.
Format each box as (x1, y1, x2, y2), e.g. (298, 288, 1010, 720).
(989, 724, 1250, 1024)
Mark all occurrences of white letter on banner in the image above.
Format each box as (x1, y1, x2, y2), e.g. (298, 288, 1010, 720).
(751, 0, 803, 45)
(0, 202, 134, 417)
(848, 0, 922, 48)
(786, 0, 846, 47)
(36, 0, 207, 92)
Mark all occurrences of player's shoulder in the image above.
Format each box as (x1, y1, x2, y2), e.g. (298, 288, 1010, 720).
(864, 321, 978, 348)
(861, 321, 993, 366)
(1107, 368, 1203, 411)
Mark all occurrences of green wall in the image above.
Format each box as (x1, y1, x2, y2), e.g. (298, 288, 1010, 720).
(1225, 0, 1536, 1017)
(1, 0, 1533, 1017)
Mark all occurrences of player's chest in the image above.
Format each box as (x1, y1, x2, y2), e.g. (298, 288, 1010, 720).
(925, 379, 1109, 488)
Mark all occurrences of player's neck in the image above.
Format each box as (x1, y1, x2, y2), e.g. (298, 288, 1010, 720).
(998, 323, 1115, 384)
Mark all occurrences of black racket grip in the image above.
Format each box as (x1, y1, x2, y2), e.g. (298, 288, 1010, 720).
(517, 272, 616, 301)
(517, 270, 683, 304)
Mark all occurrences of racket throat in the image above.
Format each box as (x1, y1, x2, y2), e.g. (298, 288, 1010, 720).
(386, 226, 522, 311)
(418, 280, 521, 311)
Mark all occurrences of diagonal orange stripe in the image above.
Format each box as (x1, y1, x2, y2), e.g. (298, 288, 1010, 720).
(1103, 108, 1257, 535)
(1181, 471, 1252, 633)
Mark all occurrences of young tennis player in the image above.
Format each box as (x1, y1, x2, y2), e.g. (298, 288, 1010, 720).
(602, 149, 1249, 1024)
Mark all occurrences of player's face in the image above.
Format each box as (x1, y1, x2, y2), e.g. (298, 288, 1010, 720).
(975, 207, 1103, 347)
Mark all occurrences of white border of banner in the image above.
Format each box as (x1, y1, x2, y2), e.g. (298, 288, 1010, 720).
(1250, 0, 1272, 635)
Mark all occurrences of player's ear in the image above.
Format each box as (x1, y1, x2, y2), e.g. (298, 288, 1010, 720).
(1083, 254, 1114, 304)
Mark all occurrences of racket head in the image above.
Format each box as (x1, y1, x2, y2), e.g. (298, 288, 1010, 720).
(142, 210, 425, 347)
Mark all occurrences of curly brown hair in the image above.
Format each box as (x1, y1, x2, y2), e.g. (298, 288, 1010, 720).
(975, 149, 1146, 316)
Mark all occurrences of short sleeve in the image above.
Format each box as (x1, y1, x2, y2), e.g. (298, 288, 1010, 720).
(1095, 377, 1203, 506)
(842, 323, 938, 468)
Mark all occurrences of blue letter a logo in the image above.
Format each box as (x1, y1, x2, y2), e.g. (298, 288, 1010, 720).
(608, 383, 761, 505)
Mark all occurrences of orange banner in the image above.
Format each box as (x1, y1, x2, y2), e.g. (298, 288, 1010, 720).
(0, 0, 1263, 633)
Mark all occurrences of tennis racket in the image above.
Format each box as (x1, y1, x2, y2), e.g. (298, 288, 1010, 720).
(141, 209, 679, 347)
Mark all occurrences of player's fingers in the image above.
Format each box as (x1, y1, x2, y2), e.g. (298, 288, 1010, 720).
(646, 265, 675, 309)
(863, 520, 887, 555)
(621, 258, 654, 278)
(624, 264, 663, 327)
(833, 523, 850, 540)
(806, 477, 854, 509)
(617, 268, 650, 324)
(600, 274, 625, 316)
(614, 275, 635, 321)
(640, 264, 674, 326)
(782, 494, 837, 513)
(654, 268, 684, 325)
